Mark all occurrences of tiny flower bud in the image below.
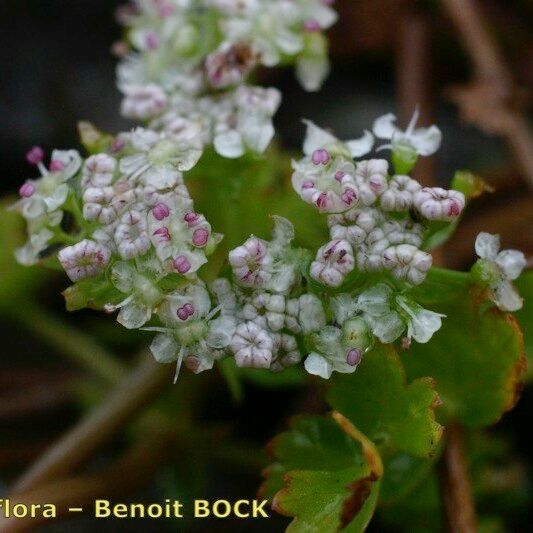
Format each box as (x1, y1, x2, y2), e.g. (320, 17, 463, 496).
(152, 202, 170, 220)
(173, 255, 192, 274)
(304, 19, 321, 32)
(192, 228, 209, 247)
(146, 32, 160, 50)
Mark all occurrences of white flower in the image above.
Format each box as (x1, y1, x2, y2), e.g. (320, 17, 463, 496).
(229, 237, 273, 288)
(413, 187, 465, 221)
(121, 83, 168, 120)
(81, 154, 117, 189)
(230, 321, 273, 369)
(354, 159, 389, 206)
(356, 284, 444, 344)
(328, 207, 383, 245)
(114, 210, 151, 260)
(82, 186, 116, 224)
(15, 213, 60, 266)
(474, 232, 526, 311)
(58, 239, 111, 282)
(373, 108, 442, 157)
(15, 150, 81, 219)
(146, 282, 222, 379)
(292, 156, 360, 213)
(311, 239, 355, 287)
(270, 333, 301, 372)
(110, 262, 164, 329)
(395, 296, 445, 343)
(149, 199, 218, 275)
(304, 324, 364, 379)
(243, 292, 286, 331)
(120, 127, 201, 188)
(213, 86, 281, 158)
(382, 244, 432, 285)
(380, 175, 421, 212)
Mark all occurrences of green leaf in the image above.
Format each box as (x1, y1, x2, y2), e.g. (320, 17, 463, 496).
(402, 286, 526, 427)
(262, 414, 383, 532)
(328, 344, 443, 457)
(0, 202, 48, 308)
(514, 271, 533, 381)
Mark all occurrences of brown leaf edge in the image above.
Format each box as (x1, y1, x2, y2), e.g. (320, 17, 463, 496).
(262, 411, 383, 531)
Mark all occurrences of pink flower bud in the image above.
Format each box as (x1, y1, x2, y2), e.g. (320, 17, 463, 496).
(192, 228, 209, 247)
(184, 212, 200, 227)
(153, 227, 171, 241)
(173, 255, 191, 274)
(26, 146, 44, 166)
(152, 202, 170, 220)
(19, 182, 35, 198)
(342, 189, 357, 205)
(49, 160, 65, 172)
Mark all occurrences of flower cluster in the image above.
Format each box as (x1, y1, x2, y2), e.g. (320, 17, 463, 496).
(115, 0, 338, 159)
(12, 2, 527, 383)
(292, 116, 465, 288)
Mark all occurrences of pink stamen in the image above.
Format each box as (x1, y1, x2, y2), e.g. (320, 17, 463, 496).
(304, 19, 321, 32)
(346, 349, 362, 366)
(334, 171, 345, 182)
(26, 146, 44, 166)
(152, 202, 170, 220)
(177, 307, 189, 321)
(183, 303, 194, 316)
(49, 160, 65, 172)
(192, 228, 209, 247)
(19, 182, 35, 198)
(302, 181, 314, 190)
(146, 32, 160, 50)
(173, 255, 191, 274)
(311, 149, 330, 165)
(111, 138, 125, 154)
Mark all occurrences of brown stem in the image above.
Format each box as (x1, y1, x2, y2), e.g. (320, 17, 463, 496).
(396, 6, 436, 187)
(10, 353, 172, 495)
(0, 427, 178, 533)
(440, 423, 477, 533)
(442, 0, 533, 191)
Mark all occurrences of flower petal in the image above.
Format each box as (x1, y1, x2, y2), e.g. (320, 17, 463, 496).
(214, 130, 245, 158)
(495, 250, 526, 281)
(150, 333, 178, 364)
(302, 119, 339, 155)
(475, 232, 500, 260)
(304, 352, 333, 379)
(373, 113, 397, 139)
(345, 130, 374, 158)
(493, 280, 523, 312)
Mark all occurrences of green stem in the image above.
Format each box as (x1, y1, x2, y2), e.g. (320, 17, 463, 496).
(12, 301, 126, 383)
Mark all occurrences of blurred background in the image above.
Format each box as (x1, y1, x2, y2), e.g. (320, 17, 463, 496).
(0, 0, 532, 531)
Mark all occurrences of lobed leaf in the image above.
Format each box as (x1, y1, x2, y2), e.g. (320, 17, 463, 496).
(328, 344, 443, 457)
